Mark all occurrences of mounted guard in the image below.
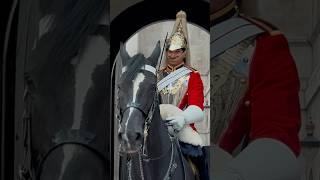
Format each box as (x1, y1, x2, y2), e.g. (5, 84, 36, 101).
(157, 10, 209, 180)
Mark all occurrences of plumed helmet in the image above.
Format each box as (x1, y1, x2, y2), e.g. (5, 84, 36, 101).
(166, 10, 189, 51)
(165, 10, 191, 65)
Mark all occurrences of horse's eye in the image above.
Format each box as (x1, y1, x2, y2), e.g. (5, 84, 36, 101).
(116, 113, 121, 121)
(24, 77, 36, 94)
(120, 108, 123, 115)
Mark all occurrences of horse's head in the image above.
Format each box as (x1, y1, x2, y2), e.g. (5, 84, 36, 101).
(117, 41, 161, 153)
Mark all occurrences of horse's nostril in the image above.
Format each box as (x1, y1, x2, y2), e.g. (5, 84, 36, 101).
(118, 132, 123, 141)
(135, 133, 141, 141)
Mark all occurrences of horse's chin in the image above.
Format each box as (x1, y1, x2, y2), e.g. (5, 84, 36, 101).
(119, 142, 141, 155)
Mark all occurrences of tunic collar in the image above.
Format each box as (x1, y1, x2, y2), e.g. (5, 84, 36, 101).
(210, 0, 238, 26)
(164, 62, 185, 73)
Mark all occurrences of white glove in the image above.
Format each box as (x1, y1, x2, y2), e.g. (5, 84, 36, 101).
(166, 105, 204, 132)
(166, 115, 186, 132)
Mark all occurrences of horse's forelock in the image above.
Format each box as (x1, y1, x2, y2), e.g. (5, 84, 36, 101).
(119, 53, 147, 84)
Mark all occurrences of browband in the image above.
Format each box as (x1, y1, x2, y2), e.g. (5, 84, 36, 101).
(121, 65, 157, 75)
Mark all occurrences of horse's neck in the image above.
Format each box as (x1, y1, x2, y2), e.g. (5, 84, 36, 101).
(142, 106, 186, 180)
(147, 105, 171, 158)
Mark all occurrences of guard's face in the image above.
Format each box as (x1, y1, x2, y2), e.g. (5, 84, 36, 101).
(166, 49, 186, 66)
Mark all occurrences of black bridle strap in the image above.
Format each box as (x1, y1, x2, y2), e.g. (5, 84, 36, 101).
(122, 102, 148, 116)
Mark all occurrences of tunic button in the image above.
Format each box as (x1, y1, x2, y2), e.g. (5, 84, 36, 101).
(243, 57, 249, 63)
(240, 78, 247, 84)
(213, 74, 220, 81)
(244, 100, 250, 107)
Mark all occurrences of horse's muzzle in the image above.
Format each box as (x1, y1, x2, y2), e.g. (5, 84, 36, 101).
(118, 129, 143, 154)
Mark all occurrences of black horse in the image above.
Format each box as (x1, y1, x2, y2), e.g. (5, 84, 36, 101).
(21, 0, 110, 179)
(117, 42, 196, 180)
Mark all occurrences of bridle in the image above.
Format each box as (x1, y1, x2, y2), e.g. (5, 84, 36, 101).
(117, 64, 159, 157)
(117, 64, 184, 180)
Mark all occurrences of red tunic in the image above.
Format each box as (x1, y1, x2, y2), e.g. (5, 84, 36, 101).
(178, 71, 204, 131)
(219, 33, 301, 157)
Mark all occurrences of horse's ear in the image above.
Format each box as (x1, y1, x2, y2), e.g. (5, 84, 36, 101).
(148, 41, 161, 67)
(120, 42, 130, 66)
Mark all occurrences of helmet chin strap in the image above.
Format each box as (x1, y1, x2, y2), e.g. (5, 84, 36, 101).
(210, 0, 237, 23)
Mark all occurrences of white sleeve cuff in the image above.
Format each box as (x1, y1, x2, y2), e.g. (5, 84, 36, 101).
(180, 105, 204, 124)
